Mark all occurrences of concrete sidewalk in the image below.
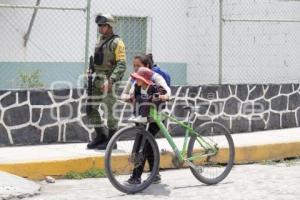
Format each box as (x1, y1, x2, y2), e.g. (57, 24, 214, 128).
(0, 127, 299, 180)
(0, 171, 40, 200)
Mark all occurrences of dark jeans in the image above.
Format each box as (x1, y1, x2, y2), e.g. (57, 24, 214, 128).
(131, 122, 160, 178)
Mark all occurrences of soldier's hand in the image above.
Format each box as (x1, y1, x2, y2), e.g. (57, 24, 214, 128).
(86, 69, 93, 78)
(159, 95, 169, 101)
(120, 94, 131, 102)
(101, 79, 113, 93)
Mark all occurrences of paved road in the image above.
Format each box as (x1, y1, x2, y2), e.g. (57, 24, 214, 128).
(26, 160, 300, 200)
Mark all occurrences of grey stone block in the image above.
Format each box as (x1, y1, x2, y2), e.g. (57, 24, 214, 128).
(224, 97, 241, 115)
(3, 105, 30, 126)
(241, 102, 253, 115)
(232, 116, 249, 133)
(193, 116, 212, 130)
(32, 108, 41, 123)
(254, 99, 269, 113)
(44, 126, 59, 143)
(249, 85, 263, 100)
(173, 100, 189, 118)
(196, 99, 210, 115)
(249, 85, 264, 100)
(178, 86, 189, 97)
(200, 86, 218, 100)
(288, 92, 300, 110)
(65, 121, 89, 142)
(281, 112, 297, 128)
(171, 86, 180, 96)
(236, 85, 248, 101)
(265, 85, 280, 99)
(251, 116, 265, 131)
(18, 91, 27, 103)
(230, 85, 236, 95)
(39, 108, 58, 126)
(267, 112, 281, 129)
(1, 92, 16, 107)
(30, 91, 53, 105)
(218, 85, 231, 99)
(280, 84, 293, 94)
(209, 101, 224, 115)
(72, 89, 84, 99)
(0, 124, 10, 146)
(52, 89, 70, 103)
(213, 115, 230, 130)
(293, 84, 299, 91)
(297, 109, 300, 126)
(60, 102, 79, 120)
(271, 96, 287, 111)
(187, 87, 200, 98)
(11, 125, 41, 145)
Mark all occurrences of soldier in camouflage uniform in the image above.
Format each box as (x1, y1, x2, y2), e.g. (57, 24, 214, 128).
(87, 13, 126, 150)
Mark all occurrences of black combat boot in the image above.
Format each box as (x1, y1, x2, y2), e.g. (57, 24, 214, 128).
(96, 128, 117, 150)
(87, 127, 108, 149)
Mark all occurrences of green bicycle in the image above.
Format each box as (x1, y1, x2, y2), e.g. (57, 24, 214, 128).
(105, 103, 235, 194)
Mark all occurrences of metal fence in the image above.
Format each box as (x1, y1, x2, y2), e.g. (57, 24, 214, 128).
(220, 0, 300, 84)
(0, 0, 88, 89)
(0, 0, 299, 89)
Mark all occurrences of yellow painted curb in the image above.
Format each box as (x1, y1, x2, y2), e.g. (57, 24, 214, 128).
(0, 142, 300, 180)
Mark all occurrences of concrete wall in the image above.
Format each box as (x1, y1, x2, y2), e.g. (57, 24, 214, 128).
(186, 0, 300, 84)
(0, 0, 299, 85)
(0, 0, 187, 63)
(0, 83, 299, 146)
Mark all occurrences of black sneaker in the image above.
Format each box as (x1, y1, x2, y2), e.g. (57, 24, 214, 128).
(87, 127, 107, 149)
(151, 174, 161, 184)
(127, 176, 141, 185)
(87, 135, 106, 149)
(96, 140, 117, 150)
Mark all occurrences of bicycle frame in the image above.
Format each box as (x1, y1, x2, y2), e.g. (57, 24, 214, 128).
(149, 107, 218, 163)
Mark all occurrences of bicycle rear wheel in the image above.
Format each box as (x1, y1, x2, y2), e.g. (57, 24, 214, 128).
(187, 122, 235, 185)
(105, 126, 160, 194)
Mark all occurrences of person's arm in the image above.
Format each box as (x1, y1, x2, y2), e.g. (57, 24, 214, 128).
(120, 77, 132, 101)
(153, 73, 171, 97)
(110, 38, 127, 83)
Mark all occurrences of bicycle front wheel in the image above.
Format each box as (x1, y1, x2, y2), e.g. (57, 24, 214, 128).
(187, 122, 235, 185)
(105, 126, 160, 194)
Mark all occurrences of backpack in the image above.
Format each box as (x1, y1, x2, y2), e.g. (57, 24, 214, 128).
(152, 64, 171, 87)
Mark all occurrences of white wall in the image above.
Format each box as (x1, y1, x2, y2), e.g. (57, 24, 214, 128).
(186, 0, 300, 84)
(0, 0, 188, 63)
(0, 0, 86, 62)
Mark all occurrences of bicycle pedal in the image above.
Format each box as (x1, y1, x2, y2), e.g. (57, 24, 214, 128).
(185, 160, 203, 173)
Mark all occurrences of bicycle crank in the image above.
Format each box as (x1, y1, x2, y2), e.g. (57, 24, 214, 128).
(185, 160, 203, 174)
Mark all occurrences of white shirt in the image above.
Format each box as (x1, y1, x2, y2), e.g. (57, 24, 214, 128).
(121, 72, 171, 100)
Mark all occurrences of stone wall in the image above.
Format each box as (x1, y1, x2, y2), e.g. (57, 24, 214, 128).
(0, 84, 299, 146)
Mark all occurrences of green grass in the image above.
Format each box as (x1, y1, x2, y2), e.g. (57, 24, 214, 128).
(65, 168, 106, 179)
(260, 157, 300, 167)
(260, 160, 278, 165)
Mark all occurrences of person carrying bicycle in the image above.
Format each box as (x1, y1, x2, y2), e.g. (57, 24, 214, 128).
(127, 67, 169, 184)
(121, 54, 170, 102)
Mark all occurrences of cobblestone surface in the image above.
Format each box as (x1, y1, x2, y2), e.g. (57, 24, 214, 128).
(26, 161, 300, 200)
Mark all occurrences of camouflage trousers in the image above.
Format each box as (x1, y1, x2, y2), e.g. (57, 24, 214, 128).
(87, 72, 118, 131)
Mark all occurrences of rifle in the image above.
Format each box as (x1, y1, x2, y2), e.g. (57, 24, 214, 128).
(86, 55, 94, 115)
